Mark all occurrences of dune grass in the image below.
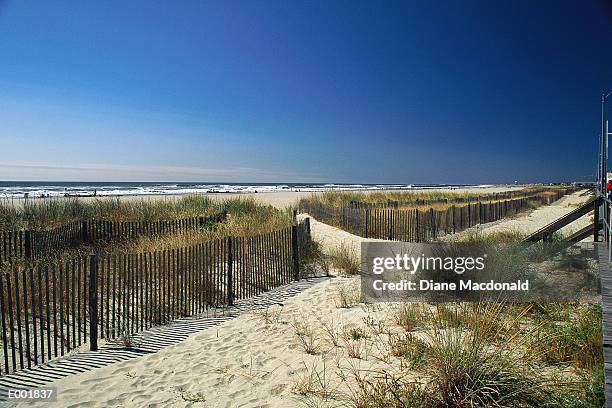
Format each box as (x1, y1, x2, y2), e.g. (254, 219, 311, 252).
(99, 203, 292, 254)
(291, 296, 604, 407)
(305, 300, 602, 407)
(0, 195, 269, 230)
(291, 228, 602, 407)
(329, 242, 361, 276)
(299, 186, 568, 211)
(2, 196, 295, 268)
(421, 323, 555, 407)
(535, 304, 603, 371)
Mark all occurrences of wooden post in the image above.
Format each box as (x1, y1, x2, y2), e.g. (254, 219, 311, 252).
(81, 221, 90, 245)
(24, 230, 32, 260)
(595, 200, 600, 242)
(0, 274, 8, 374)
(291, 225, 300, 280)
(89, 254, 98, 351)
(388, 209, 393, 240)
(430, 208, 436, 238)
(415, 209, 420, 242)
(364, 209, 369, 238)
(606, 201, 610, 244)
(467, 204, 471, 227)
(227, 237, 234, 306)
(304, 217, 311, 238)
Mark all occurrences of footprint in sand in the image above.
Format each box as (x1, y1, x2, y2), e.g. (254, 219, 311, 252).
(66, 402, 96, 408)
(81, 376, 111, 386)
(269, 383, 288, 396)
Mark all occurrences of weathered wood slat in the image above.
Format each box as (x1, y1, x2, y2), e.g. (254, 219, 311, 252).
(0, 274, 9, 374)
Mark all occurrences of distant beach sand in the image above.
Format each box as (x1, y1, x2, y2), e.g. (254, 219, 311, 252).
(205, 185, 525, 209)
(8, 185, 527, 210)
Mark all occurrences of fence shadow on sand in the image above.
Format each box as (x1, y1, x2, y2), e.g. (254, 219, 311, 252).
(0, 275, 329, 401)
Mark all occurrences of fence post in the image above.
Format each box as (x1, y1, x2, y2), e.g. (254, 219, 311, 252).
(89, 254, 99, 351)
(227, 236, 234, 306)
(430, 208, 436, 238)
(304, 217, 311, 238)
(291, 224, 300, 280)
(387, 209, 393, 240)
(594, 201, 600, 242)
(415, 209, 420, 242)
(364, 209, 369, 238)
(467, 204, 471, 227)
(24, 230, 32, 260)
(81, 221, 90, 245)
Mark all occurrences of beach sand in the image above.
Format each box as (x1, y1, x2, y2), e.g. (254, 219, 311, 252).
(203, 185, 526, 209)
(10, 189, 592, 407)
(7, 185, 527, 210)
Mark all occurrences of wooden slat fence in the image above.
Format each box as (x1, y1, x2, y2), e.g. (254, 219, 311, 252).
(300, 190, 569, 242)
(348, 187, 575, 209)
(0, 212, 227, 265)
(0, 219, 311, 377)
(30, 221, 83, 259)
(0, 231, 31, 266)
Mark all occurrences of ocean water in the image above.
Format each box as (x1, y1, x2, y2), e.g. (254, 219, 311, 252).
(0, 181, 471, 199)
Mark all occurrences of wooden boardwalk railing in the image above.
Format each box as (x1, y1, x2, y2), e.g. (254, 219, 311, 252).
(523, 196, 601, 242)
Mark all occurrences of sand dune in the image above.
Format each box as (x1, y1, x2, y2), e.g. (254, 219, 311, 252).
(7, 189, 591, 407)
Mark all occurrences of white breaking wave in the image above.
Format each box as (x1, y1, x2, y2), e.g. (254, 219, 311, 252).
(0, 183, 425, 199)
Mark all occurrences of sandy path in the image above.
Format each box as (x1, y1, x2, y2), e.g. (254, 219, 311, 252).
(297, 214, 385, 258)
(12, 276, 372, 408)
(446, 190, 593, 241)
(299, 190, 594, 256)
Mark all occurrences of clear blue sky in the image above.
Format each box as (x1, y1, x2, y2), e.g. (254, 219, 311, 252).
(0, 0, 611, 184)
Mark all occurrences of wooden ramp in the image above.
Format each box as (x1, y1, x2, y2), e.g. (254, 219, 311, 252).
(566, 221, 603, 243)
(523, 196, 601, 243)
(597, 243, 612, 407)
